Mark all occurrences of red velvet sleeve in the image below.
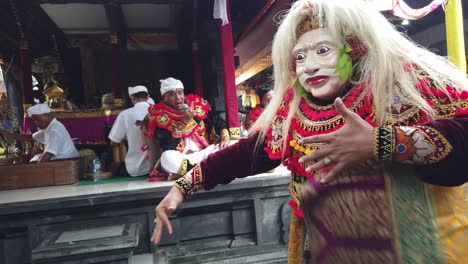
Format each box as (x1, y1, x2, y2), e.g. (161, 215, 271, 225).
(413, 115, 468, 186)
(174, 133, 282, 195)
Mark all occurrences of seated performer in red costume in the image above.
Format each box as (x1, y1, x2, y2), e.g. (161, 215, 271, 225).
(151, 1, 468, 263)
(146, 77, 230, 179)
(243, 84, 274, 131)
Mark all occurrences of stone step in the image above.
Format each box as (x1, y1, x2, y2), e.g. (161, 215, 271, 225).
(152, 244, 287, 264)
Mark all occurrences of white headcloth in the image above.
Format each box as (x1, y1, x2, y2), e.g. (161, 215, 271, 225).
(27, 104, 51, 116)
(160, 77, 184, 95)
(128, 85, 148, 95)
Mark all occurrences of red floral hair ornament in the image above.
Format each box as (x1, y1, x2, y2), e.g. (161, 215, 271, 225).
(345, 36, 367, 62)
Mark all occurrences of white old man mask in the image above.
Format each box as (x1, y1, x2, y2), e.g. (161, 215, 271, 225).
(293, 28, 344, 100)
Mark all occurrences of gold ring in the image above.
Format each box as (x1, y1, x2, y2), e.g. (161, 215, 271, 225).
(323, 156, 334, 166)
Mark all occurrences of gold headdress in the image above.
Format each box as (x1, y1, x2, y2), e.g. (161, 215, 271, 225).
(294, 1, 367, 61)
(295, 1, 322, 37)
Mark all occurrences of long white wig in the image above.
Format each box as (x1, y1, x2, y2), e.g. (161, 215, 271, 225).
(250, 0, 468, 145)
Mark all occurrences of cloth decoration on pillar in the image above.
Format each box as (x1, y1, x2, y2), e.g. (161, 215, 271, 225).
(392, 0, 445, 20)
(128, 85, 148, 95)
(27, 104, 51, 116)
(369, 0, 444, 20)
(32, 76, 38, 86)
(393, 0, 446, 20)
(160, 77, 184, 95)
(213, 0, 229, 26)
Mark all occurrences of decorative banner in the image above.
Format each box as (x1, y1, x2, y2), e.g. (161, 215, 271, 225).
(213, 0, 229, 26)
(127, 33, 177, 51)
(368, 0, 444, 20)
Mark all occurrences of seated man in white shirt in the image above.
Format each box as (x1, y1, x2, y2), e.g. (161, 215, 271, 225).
(108, 85, 151, 177)
(28, 104, 80, 163)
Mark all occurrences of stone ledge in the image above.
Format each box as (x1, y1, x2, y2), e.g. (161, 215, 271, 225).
(31, 223, 139, 264)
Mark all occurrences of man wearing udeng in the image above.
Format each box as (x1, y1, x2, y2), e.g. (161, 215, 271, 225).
(28, 104, 79, 163)
(147, 77, 230, 178)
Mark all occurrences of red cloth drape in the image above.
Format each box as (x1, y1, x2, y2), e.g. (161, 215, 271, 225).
(218, 0, 239, 128)
(23, 114, 118, 143)
(20, 40, 33, 105)
(192, 41, 204, 97)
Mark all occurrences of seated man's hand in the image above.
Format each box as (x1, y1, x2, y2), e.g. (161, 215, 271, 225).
(38, 152, 54, 163)
(149, 169, 169, 181)
(109, 161, 126, 176)
(218, 128, 230, 149)
(168, 173, 183, 181)
(149, 159, 169, 181)
(155, 158, 168, 173)
(136, 114, 150, 136)
(181, 108, 195, 124)
(218, 138, 230, 149)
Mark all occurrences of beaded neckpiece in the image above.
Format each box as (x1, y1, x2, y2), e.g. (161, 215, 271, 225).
(265, 73, 468, 218)
(265, 82, 374, 161)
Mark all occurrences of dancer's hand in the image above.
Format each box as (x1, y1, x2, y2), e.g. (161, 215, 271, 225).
(151, 187, 185, 244)
(298, 98, 374, 183)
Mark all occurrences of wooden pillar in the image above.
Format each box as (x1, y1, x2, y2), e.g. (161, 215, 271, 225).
(20, 39, 33, 112)
(110, 34, 124, 107)
(79, 39, 95, 105)
(445, 0, 466, 73)
(192, 41, 204, 97)
(9, 0, 33, 112)
(218, 0, 240, 140)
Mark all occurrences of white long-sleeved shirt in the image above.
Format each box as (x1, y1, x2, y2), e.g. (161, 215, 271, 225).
(32, 118, 79, 160)
(108, 102, 150, 176)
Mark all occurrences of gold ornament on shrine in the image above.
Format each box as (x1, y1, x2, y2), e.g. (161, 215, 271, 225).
(43, 83, 65, 110)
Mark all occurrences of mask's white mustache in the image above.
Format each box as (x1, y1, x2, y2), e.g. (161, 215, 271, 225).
(299, 68, 339, 85)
